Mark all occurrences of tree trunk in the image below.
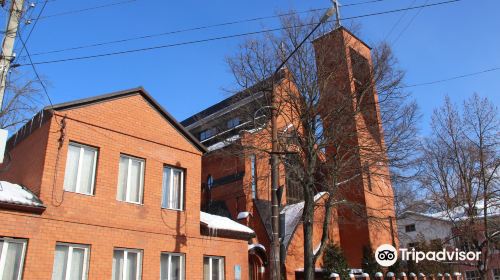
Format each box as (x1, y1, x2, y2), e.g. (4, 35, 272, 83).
(303, 184, 315, 280)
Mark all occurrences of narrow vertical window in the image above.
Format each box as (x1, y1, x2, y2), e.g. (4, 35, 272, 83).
(117, 155, 145, 204)
(203, 256, 224, 280)
(51, 243, 89, 280)
(160, 253, 184, 280)
(112, 248, 142, 280)
(250, 155, 257, 199)
(63, 143, 98, 195)
(0, 237, 27, 280)
(162, 167, 184, 210)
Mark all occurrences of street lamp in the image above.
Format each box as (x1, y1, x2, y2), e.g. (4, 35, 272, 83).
(268, 3, 339, 279)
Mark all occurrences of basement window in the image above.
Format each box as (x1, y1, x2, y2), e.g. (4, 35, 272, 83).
(405, 224, 416, 232)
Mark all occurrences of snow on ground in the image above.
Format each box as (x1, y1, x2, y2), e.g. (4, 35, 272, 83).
(0, 181, 43, 207)
(200, 211, 254, 234)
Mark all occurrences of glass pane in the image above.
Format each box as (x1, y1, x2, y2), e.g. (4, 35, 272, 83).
(79, 149, 96, 195)
(128, 160, 142, 203)
(203, 258, 210, 280)
(125, 252, 138, 280)
(64, 145, 80, 192)
(170, 255, 181, 280)
(117, 157, 128, 201)
(171, 170, 182, 209)
(162, 168, 171, 208)
(160, 254, 169, 280)
(69, 248, 85, 280)
(52, 245, 68, 280)
(2, 241, 24, 280)
(112, 250, 124, 280)
(211, 258, 220, 280)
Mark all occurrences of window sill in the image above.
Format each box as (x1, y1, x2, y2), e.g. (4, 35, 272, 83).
(162, 207, 184, 212)
(64, 190, 95, 197)
(116, 199, 144, 206)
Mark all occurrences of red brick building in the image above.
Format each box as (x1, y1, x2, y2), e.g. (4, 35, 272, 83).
(181, 27, 398, 279)
(0, 89, 253, 280)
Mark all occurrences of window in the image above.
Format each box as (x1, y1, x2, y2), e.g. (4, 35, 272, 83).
(63, 143, 98, 195)
(407, 242, 419, 248)
(160, 253, 184, 280)
(207, 175, 214, 190)
(112, 248, 142, 280)
(117, 155, 145, 204)
(226, 118, 240, 129)
(203, 256, 224, 280)
(493, 269, 500, 280)
(162, 167, 184, 210)
(465, 271, 480, 280)
(285, 153, 303, 204)
(200, 128, 217, 141)
(405, 224, 416, 232)
(52, 243, 89, 280)
(0, 237, 27, 280)
(250, 155, 257, 199)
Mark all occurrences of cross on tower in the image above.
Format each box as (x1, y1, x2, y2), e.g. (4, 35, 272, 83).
(331, 0, 342, 27)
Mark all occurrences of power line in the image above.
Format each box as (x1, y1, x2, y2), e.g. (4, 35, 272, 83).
(399, 67, 500, 88)
(24, 0, 391, 58)
(16, 0, 48, 58)
(16, 31, 55, 109)
(35, 0, 137, 20)
(14, 0, 462, 67)
(391, 0, 430, 44)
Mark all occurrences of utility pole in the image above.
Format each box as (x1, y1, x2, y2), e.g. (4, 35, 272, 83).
(0, 0, 25, 163)
(268, 5, 336, 279)
(0, 0, 25, 107)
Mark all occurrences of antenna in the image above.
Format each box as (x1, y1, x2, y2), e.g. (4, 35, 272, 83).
(331, 0, 342, 27)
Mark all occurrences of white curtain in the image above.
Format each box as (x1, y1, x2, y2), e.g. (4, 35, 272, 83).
(64, 145, 80, 192)
(162, 168, 171, 208)
(117, 157, 128, 201)
(52, 245, 68, 280)
(170, 255, 181, 280)
(171, 170, 181, 209)
(112, 251, 124, 280)
(160, 254, 169, 280)
(2, 241, 24, 280)
(125, 252, 137, 280)
(80, 149, 96, 194)
(129, 160, 142, 203)
(69, 248, 85, 280)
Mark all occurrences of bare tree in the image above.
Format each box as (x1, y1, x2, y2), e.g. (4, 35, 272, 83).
(0, 68, 43, 130)
(207, 12, 421, 279)
(419, 94, 499, 280)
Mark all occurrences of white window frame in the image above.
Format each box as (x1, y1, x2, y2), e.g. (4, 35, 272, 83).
(0, 237, 28, 280)
(204, 256, 224, 280)
(117, 155, 145, 204)
(53, 242, 90, 280)
(113, 248, 142, 280)
(160, 252, 184, 280)
(162, 166, 184, 211)
(64, 142, 98, 195)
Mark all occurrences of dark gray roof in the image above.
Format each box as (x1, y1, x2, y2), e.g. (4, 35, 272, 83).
(44, 87, 207, 153)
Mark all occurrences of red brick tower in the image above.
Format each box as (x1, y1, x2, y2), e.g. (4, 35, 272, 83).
(313, 27, 397, 268)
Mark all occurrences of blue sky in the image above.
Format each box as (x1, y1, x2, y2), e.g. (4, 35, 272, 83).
(3, 0, 499, 136)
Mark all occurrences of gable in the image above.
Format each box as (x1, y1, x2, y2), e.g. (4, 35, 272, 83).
(48, 88, 206, 153)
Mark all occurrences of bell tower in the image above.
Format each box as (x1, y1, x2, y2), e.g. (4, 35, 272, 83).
(312, 27, 397, 267)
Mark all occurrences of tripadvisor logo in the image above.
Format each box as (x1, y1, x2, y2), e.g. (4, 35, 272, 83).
(374, 244, 482, 267)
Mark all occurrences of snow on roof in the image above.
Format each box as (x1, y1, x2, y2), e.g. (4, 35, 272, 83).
(206, 134, 240, 152)
(200, 211, 254, 234)
(0, 181, 43, 207)
(248, 243, 266, 252)
(281, 192, 328, 249)
(402, 199, 500, 222)
(237, 211, 250, 219)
